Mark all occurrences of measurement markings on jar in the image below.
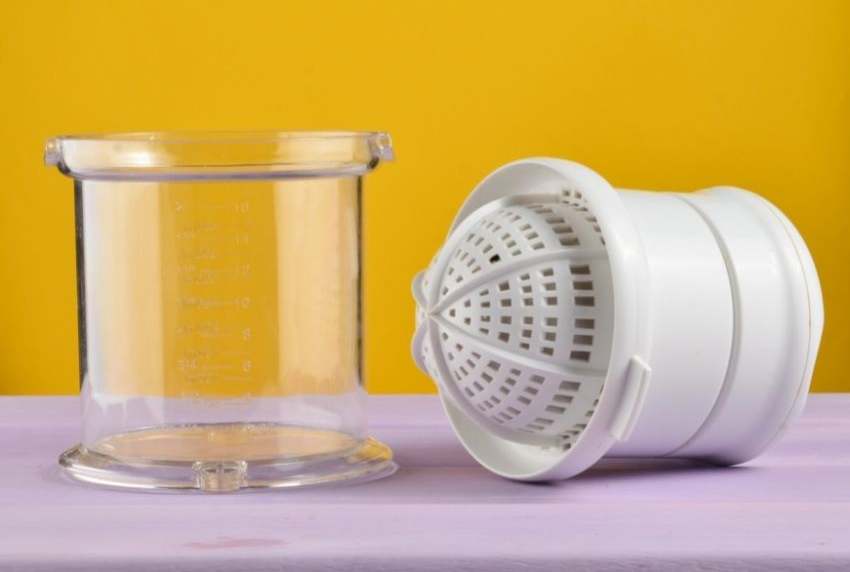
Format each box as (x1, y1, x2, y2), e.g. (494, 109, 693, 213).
(180, 296, 252, 310)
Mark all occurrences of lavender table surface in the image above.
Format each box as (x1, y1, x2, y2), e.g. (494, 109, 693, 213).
(0, 395, 848, 571)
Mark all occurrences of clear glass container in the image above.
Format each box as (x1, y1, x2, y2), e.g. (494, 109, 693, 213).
(44, 131, 396, 492)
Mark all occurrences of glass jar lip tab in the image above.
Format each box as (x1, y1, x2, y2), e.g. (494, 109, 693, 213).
(44, 131, 394, 181)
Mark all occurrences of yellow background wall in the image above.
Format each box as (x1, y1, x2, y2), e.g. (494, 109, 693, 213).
(0, 0, 847, 395)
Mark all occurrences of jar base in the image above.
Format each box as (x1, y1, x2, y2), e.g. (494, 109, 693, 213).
(58, 424, 396, 492)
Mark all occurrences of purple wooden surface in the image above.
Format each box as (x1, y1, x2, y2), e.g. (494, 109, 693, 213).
(0, 394, 848, 571)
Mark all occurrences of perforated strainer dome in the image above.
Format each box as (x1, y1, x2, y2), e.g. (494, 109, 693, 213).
(412, 158, 824, 481)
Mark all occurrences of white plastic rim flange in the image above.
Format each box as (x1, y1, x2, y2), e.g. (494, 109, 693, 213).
(412, 157, 824, 481)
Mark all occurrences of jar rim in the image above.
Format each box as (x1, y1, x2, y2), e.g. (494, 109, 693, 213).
(45, 130, 394, 181)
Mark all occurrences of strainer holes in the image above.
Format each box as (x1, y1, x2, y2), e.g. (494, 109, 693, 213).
(499, 412, 512, 421)
(534, 417, 554, 426)
(464, 387, 474, 398)
(519, 223, 531, 231)
(500, 299, 511, 307)
(459, 366, 469, 376)
(575, 318, 594, 329)
(531, 242, 545, 250)
(499, 386, 510, 396)
(471, 351, 481, 359)
(464, 299, 471, 308)
(479, 289, 489, 296)
(482, 244, 493, 254)
(526, 423, 545, 431)
(481, 372, 493, 383)
(479, 328, 489, 335)
(507, 406, 521, 415)
(530, 374, 545, 384)
(551, 224, 572, 234)
(521, 285, 532, 294)
(570, 264, 590, 275)
(489, 254, 501, 264)
(512, 249, 521, 256)
(481, 301, 491, 308)
(575, 296, 594, 307)
(523, 298, 533, 306)
(526, 231, 539, 240)
(498, 332, 510, 342)
(464, 318, 471, 325)
(520, 342, 530, 350)
(546, 404, 566, 414)
(487, 360, 500, 371)
(570, 350, 591, 362)
(518, 396, 532, 405)
(545, 296, 558, 306)
(449, 309, 456, 318)
(541, 268, 554, 277)
(543, 282, 556, 291)
(471, 265, 481, 274)
(442, 287, 449, 295)
(447, 267, 454, 276)
(506, 377, 518, 386)
(465, 360, 474, 369)
(573, 334, 593, 346)
(509, 368, 521, 376)
(560, 236, 579, 247)
(545, 317, 558, 326)
(519, 273, 530, 281)
(481, 315, 490, 323)
(500, 316, 511, 325)
(455, 343, 463, 351)
(523, 316, 534, 325)
(553, 394, 573, 404)
(543, 332, 556, 342)
(498, 281, 509, 291)
(474, 237, 484, 246)
(521, 329, 532, 338)
(560, 380, 581, 392)
(441, 332, 448, 341)
(541, 347, 554, 356)
(473, 381, 484, 392)
(573, 281, 593, 291)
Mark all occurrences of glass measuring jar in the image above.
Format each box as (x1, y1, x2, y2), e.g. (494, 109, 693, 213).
(44, 131, 396, 491)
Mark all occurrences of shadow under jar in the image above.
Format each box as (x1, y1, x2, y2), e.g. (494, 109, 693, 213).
(45, 131, 396, 492)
